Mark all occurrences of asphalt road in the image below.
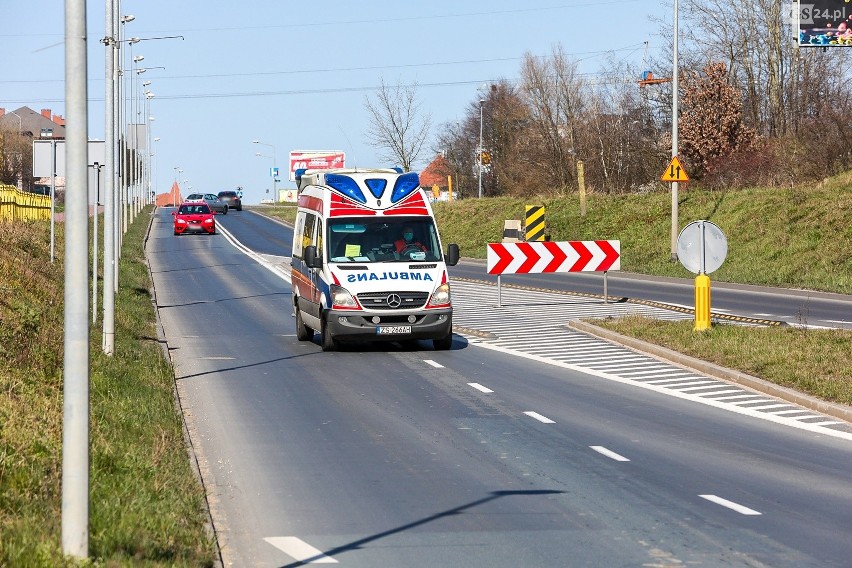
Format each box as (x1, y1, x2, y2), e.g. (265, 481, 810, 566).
(147, 207, 852, 567)
(225, 208, 852, 330)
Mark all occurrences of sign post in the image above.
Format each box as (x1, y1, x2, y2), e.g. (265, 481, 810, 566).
(661, 155, 689, 262)
(676, 220, 727, 331)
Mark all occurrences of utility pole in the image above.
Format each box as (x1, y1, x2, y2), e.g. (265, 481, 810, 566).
(478, 98, 484, 198)
(62, 0, 91, 557)
(670, 0, 680, 261)
(102, 0, 116, 355)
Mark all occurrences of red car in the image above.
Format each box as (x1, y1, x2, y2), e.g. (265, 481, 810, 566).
(173, 202, 216, 235)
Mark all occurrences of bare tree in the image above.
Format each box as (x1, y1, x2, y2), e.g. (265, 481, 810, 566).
(0, 127, 34, 190)
(364, 79, 431, 171)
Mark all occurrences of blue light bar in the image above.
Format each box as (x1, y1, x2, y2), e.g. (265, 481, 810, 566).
(294, 168, 307, 186)
(390, 172, 420, 203)
(325, 173, 366, 204)
(392, 167, 404, 173)
(364, 178, 387, 199)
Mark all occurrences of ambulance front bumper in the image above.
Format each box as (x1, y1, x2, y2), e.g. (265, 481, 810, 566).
(325, 308, 452, 342)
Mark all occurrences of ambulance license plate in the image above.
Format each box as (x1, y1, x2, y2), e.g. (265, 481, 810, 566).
(377, 325, 411, 335)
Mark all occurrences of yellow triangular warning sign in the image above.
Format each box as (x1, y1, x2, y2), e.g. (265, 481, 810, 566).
(661, 156, 689, 182)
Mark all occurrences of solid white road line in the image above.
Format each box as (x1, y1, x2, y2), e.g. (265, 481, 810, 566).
(423, 359, 444, 368)
(524, 411, 556, 424)
(264, 536, 338, 563)
(590, 446, 630, 462)
(699, 495, 762, 515)
(467, 382, 494, 393)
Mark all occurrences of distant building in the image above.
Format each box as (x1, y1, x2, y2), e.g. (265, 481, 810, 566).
(0, 106, 66, 139)
(420, 154, 457, 201)
(0, 106, 66, 191)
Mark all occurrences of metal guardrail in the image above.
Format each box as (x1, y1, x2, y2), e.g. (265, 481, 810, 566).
(0, 184, 51, 221)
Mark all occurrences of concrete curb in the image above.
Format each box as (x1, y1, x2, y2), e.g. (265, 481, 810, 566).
(567, 319, 852, 424)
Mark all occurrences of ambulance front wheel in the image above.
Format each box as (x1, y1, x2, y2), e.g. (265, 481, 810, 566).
(294, 304, 313, 341)
(321, 314, 338, 352)
(433, 333, 453, 351)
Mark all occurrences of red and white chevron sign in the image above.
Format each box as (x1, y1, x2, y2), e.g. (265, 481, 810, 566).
(487, 240, 620, 275)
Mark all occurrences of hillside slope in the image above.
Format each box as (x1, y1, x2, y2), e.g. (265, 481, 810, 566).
(433, 173, 852, 294)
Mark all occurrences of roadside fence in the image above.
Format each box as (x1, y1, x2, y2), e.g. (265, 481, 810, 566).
(0, 184, 51, 221)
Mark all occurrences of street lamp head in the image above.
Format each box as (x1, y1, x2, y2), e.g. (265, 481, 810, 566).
(128, 37, 141, 44)
(121, 14, 135, 23)
(142, 80, 152, 86)
(133, 55, 144, 63)
(252, 140, 259, 144)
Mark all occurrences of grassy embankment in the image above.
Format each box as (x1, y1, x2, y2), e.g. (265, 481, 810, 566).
(0, 210, 217, 566)
(261, 174, 852, 404)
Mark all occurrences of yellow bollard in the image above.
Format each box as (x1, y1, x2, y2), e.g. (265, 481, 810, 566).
(694, 273, 711, 331)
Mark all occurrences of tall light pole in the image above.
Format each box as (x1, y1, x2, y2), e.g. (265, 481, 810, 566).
(143, 90, 153, 206)
(102, 0, 118, 355)
(671, 0, 680, 261)
(478, 98, 485, 199)
(253, 140, 277, 201)
(173, 166, 182, 205)
(62, 0, 90, 556)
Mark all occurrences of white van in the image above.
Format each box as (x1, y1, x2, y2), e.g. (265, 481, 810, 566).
(291, 168, 460, 351)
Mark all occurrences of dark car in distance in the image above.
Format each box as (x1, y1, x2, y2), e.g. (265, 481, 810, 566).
(218, 190, 242, 211)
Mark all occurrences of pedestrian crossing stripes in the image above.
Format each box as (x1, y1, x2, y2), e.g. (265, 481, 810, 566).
(450, 280, 852, 437)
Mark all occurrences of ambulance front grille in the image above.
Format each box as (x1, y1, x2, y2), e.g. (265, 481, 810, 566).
(357, 291, 429, 310)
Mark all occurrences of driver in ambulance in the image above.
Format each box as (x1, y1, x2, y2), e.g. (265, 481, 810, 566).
(394, 226, 427, 253)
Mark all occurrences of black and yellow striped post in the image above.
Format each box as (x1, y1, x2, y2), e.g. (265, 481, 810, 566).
(525, 205, 545, 241)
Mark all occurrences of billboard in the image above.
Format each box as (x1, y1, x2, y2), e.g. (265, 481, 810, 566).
(799, 1, 852, 46)
(288, 150, 345, 181)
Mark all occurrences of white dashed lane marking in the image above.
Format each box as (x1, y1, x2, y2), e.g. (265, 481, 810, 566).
(264, 536, 338, 563)
(699, 495, 762, 516)
(524, 411, 556, 424)
(590, 446, 631, 462)
(451, 280, 852, 439)
(467, 382, 494, 393)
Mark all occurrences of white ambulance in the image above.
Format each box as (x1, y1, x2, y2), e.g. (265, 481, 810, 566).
(291, 168, 460, 351)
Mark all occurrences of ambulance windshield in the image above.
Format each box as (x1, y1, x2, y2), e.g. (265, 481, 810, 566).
(328, 218, 442, 263)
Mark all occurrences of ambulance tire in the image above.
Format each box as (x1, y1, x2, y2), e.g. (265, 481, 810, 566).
(433, 333, 453, 351)
(321, 315, 338, 352)
(295, 305, 313, 341)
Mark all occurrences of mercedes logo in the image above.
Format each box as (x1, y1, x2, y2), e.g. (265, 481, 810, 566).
(386, 293, 402, 308)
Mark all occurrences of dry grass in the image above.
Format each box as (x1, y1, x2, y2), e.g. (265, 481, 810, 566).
(0, 213, 216, 567)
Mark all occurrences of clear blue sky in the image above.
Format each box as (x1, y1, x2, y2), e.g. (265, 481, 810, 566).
(1, 0, 666, 205)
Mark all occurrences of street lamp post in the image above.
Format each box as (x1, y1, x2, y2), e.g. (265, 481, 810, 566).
(253, 140, 278, 201)
(478, 98, 485, 199)
(173, 167, 182, 204)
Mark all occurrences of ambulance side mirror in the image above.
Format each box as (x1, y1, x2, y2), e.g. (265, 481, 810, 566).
(446, 243, 460, 266)
(304, 245, 322, 269)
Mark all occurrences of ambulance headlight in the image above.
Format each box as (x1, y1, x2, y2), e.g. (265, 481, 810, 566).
(427, 283, 451, 307)
(330, 284, 360, 309)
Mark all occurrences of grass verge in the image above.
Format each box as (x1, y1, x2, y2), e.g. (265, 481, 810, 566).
(0, 209, 216, 566)
(589, 315, 852, 406)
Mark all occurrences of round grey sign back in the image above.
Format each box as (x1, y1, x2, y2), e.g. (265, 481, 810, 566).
(677, 220, 727, 274)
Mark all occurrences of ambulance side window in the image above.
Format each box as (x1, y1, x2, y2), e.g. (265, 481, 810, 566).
(293, 212, 306, 258)
(302, 213, 317, 251)
(316, 219, 324, 258)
